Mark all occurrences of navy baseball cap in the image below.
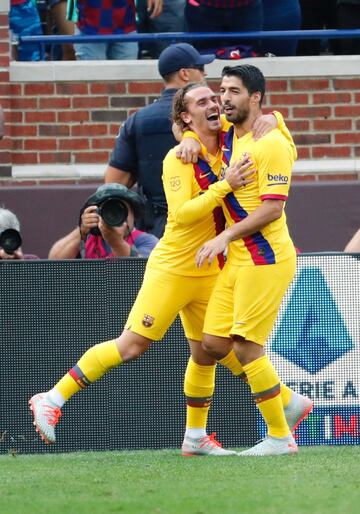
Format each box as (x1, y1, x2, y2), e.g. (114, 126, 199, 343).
(158, 43, 215, 77)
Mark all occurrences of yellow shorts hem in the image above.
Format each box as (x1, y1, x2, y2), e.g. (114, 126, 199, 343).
(230, 329, 267, 346)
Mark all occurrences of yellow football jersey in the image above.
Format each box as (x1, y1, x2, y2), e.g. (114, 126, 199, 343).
(223, 128, 296, 265)
(182, 111, 297, 266)
(148, 147, 233, 276)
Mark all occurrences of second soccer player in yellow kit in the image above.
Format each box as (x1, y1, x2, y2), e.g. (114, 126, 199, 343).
(196, 65, 313, 456)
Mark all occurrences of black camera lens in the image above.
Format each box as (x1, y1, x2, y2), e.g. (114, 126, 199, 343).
(98, 198, 128, 227)
(0, 228, 22, 255)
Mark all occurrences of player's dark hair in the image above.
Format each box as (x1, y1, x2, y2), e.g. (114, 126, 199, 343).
(221, 65, 265, 106)
(172, 82, 207, 130)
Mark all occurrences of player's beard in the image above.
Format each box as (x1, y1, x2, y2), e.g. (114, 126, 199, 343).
(228, 107, 249, 124)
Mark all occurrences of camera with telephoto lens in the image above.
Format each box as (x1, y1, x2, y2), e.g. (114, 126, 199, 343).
(81, 183, 145, 237)
(0, 228, 22, 255)
(97, 198, 128, 227)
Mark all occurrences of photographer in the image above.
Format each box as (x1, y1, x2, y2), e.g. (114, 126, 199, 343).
(48, 184, 158, 260)
(0, 207, 39, 260)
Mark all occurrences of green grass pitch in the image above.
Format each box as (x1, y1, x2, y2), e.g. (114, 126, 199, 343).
(0, 447, 358, 514)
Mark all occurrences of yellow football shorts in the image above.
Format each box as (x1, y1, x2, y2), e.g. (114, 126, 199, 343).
(203, 255, 296, 345)
(125, 266, 218, 341)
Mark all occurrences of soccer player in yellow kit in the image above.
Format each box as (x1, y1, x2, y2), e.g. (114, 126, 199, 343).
(29, 83, 276, 455)
(195, 64, 313, 456)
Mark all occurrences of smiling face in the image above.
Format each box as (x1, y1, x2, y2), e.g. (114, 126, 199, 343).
(180, 86, 221, 135)
(220, 75, 261, 125)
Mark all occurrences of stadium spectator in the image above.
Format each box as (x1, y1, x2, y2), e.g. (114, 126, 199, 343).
(137, 0, 185, 58)
(184, 0, 263, 53)
(104, 42, 215, 238)
(297, 0, 338, 55)
(48, 0, 75, 60)
(261, 0, 301, 56)
(9, 0, 44, 61)
(48, 183, 158, 259)
(0, 207, 39, 260)
(337, 0, 360, 55)
(0, 104, 4, 139)
(66, 0, 162, 60)
(344, 228, 360, 252)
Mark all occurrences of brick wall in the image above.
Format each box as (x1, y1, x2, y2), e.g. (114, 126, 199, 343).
(0, 2, 11, 178)
(10, 81, 154, 166)
(2, 55, 360, 184)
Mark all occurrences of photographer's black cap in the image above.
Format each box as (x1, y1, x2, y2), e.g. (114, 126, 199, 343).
(82, 183, 145, 219)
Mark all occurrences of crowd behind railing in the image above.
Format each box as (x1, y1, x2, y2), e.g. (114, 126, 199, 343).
(9, 0, 360, 62)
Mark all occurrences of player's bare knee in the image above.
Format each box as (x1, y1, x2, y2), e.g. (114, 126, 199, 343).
(115, 331, 152, 362)
(233, 337, 264, 365)
(201, 334, 228, 360)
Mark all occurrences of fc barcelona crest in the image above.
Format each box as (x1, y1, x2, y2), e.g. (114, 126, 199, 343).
(142, 314, 155, 327)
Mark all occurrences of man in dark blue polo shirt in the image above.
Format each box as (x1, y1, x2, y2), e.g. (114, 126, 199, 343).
(105, 43, 215, 238)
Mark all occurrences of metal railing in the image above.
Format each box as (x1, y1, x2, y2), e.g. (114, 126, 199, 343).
(18, 29, 360, 60)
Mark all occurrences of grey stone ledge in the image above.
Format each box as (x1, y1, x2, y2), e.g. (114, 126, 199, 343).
(0, 0, 9, 13)
(9, 55, 360, 83)
(12, 158, 360, 180)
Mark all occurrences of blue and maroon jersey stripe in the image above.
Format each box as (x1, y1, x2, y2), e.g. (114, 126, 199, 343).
(220, 125, 234, 167)
(220, 125, 276, 264)
(193, 158, 226, 268)
(223, 191, 275, 265)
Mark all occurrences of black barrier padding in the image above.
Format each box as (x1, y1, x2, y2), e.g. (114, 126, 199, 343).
(0, 259, 256, 454)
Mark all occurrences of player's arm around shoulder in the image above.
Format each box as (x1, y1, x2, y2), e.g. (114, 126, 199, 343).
(162, 149, 232, 226)
(162, 149, 195, 215)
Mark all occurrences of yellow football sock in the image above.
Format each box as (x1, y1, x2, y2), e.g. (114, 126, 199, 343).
(218, 349, 246, 379)
(219, 350, 293, 406)
(55, 339, 122, 401)
(243, 355, 289, 438)
(281, 383, 292, 408)
(184, 357, 216, 429)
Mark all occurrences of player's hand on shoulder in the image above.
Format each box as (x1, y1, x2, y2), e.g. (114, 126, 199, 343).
(175, 138, 203, 164)
(252, 113, 277, 141)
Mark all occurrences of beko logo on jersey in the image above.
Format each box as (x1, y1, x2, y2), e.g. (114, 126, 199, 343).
(267, 173, 288, 184)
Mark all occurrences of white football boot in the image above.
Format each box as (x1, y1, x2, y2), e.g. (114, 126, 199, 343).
(239, 433, 298, 457)
(182, 432, 237, 456)
(285, 391, 314, 432)
(29, 393, 62, 444)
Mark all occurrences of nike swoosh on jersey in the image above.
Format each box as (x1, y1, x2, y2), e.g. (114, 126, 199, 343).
(221, 146, 230, 152)
(199, 172, 210, 178)
(235, 321, 245, 325)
